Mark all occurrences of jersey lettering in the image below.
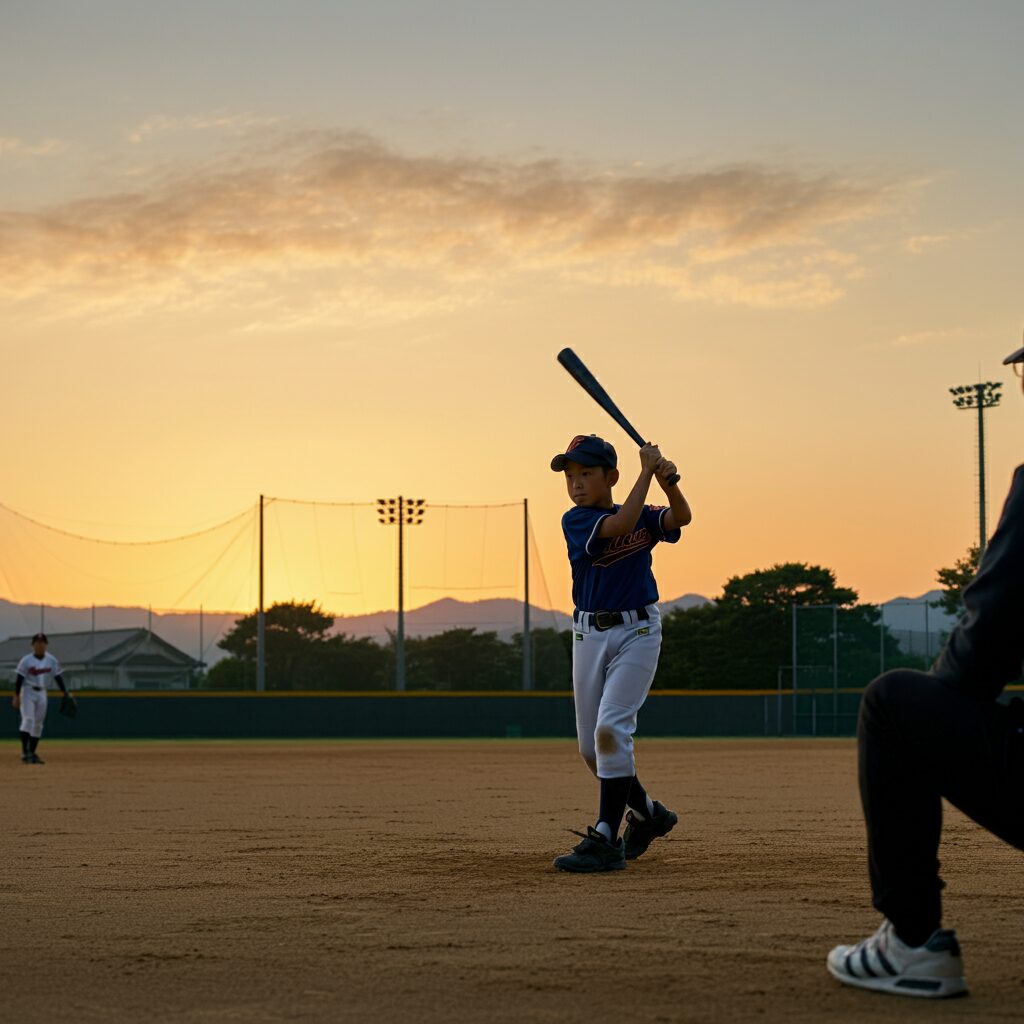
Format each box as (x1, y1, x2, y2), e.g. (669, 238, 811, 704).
(16, 653, 62, 687)
(592, 527, 653, 567)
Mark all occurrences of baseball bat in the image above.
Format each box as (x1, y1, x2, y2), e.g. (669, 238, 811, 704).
(556, 347, 680, 486)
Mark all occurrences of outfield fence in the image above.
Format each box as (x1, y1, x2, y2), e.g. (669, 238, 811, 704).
(21, 685, 1021, 741)
(1, 688, 857, 740)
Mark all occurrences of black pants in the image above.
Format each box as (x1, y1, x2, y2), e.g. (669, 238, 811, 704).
(858, 669, 1024, 942)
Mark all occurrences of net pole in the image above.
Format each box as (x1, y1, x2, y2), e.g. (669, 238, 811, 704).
(832, 603, 838, 735)
(977, 388, 987, 556)
(199, 604, 204, 688)
(522, 498, 532, 691)
(257, 495, 266, 691)
(791, 603, 797, 693)
(90, 604, 95, 687)
(791, 604, 798, 735)
(396, 496, 406, 692)
(879, 602, 885, 674)
(776, 668, 783, 737)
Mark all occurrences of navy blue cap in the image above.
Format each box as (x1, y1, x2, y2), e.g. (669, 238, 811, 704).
(550, 434, 617, 471)
(32, 633, 48, 643)
(1003, 344, 1024, 365)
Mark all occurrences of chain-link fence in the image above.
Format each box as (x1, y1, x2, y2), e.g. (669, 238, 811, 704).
(784, 601, 954, 735)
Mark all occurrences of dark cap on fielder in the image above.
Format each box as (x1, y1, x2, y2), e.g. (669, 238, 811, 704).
(550, 434, 617, 471)
(1003, 342, 1024, 365)
(32, 633, 48, 644)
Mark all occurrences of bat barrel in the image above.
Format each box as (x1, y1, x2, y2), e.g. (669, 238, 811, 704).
(558, 347, 681, 485)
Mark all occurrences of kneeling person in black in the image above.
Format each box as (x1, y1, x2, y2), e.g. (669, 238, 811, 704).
(828, 342, 1024, 999)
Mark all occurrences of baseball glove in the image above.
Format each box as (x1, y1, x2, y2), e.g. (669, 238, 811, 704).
(59, 693, 77, 718)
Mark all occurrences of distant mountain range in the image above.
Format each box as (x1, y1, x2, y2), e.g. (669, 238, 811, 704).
(331, 593, 713, 641)
(0, 590, 953, 667)
(0, 594, 710, 666)
(878, 591, 957, 630)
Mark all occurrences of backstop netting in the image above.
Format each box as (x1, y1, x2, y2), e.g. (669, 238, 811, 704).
(0, 497, 569, 690)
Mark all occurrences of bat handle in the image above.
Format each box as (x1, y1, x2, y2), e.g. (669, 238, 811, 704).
(643, 440, 680, 486)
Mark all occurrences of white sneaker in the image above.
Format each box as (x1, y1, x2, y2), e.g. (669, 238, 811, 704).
(827, 919, 967, 998)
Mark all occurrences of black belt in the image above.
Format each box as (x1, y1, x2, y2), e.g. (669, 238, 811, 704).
(574, 607, 649, 632)
(28, 686, 45, 692)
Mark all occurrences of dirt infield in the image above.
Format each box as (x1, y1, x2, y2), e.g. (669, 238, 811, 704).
(2, 739, 1021, 1023)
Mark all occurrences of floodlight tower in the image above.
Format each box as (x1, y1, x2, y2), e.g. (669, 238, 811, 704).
(949, 381, 1002, 556)
(376, 497, 427, 690)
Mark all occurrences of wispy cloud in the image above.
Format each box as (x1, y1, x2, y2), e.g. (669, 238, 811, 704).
(905, 233, 951, 254)
(128, 112, 283, 144)
(892, 327, 967, 347)
(0, 136, 66, 158)
(0, 130, 902, 322)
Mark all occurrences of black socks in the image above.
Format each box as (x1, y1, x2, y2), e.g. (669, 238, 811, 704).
(597, 776, 632, 840)
(19, 731, 30, 754)
(627, 776, 655, 819)
(28, 736, 39, 753)
(598, 775, 660, 839)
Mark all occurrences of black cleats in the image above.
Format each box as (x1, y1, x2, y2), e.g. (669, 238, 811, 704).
(623, 801, 678, 860)
(553, 827, 627, 873)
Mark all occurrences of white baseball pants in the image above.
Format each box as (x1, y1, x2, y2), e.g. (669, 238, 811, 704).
(19, 687, 48, 738)
(572, 604, 662, 779)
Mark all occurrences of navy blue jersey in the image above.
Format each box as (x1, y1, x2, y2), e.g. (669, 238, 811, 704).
(562, 503, 682, 611)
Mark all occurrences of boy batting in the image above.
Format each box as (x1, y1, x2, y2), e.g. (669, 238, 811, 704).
(550, 433, 692, 871)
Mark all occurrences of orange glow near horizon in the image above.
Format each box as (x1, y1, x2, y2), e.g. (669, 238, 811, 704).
(3, 8, 1022, 616)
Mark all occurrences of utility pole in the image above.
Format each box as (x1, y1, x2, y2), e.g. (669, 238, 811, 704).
(949, 381, 1002, 556)
(377, 497, 426, 690)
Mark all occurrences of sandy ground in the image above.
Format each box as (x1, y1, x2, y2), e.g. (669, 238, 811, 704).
(1, 739, 1021, 1023)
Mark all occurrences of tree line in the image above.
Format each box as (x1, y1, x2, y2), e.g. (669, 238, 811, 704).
(203, 602, 574, 691)
(202, 558, 976, 692)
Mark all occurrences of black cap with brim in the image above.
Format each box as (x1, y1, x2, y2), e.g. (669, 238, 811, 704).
(551, 451, 606, 471)
(550, 434, 617, 472)
(1003, 345, 1024, 365)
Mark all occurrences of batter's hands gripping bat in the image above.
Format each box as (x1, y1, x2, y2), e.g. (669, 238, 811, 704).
(556, 348, 680, 485)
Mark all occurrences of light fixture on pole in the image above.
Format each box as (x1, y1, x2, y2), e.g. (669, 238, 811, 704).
(948, 381, 1002, 556)
(376, 497, 427, 690)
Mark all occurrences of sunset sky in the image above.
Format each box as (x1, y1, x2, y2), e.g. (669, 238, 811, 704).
(1, 1, 1021, 617)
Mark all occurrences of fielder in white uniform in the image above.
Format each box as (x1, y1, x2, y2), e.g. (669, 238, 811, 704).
(550, 434, 692, 872)
(12, 633, 72, 764)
